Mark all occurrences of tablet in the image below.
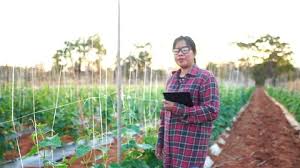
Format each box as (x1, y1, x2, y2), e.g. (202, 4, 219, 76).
(163, 92, 194, 107)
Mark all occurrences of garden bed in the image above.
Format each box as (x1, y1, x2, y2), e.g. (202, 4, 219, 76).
(211, 88, 300, 168)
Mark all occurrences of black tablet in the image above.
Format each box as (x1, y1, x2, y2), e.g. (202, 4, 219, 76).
(163, 92, 194, 107)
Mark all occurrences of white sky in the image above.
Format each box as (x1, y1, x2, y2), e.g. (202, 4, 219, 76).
(0, 0, 299, 71)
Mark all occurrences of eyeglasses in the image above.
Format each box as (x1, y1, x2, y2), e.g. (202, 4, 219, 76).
(172, 46, 191, 55)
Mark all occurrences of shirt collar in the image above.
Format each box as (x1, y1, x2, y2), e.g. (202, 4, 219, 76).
(171, 64, 199, 77)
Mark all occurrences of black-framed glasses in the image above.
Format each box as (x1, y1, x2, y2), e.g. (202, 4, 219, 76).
(172, 46, 191, 55)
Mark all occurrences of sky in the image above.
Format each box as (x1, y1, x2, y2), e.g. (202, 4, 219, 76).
(0, 0, 299, 71)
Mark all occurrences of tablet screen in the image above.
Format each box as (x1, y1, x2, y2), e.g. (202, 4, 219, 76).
(163, 92, 193, 107)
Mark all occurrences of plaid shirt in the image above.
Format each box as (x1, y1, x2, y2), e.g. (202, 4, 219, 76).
(157, 64, 220, 168)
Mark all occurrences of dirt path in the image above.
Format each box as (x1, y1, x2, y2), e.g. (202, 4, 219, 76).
(212, 87, 300, 168)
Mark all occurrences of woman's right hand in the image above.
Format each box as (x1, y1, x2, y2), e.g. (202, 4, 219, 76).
(155, 145, 164, 160)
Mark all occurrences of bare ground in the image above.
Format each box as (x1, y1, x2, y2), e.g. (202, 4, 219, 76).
(212, 87, 300, 168)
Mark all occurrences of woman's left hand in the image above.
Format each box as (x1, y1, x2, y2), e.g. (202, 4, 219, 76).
(163, 100, 177, 112)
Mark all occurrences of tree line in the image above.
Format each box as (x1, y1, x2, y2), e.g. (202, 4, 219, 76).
(1, 34, 298, 87)
(207, 34, 298, 87)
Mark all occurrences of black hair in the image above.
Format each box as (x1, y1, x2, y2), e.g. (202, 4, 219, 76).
(172, 36, 197, 63)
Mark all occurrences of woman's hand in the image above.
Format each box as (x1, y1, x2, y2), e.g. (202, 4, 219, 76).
(163, 100, 177, 112)
(155, 145, 164, 160)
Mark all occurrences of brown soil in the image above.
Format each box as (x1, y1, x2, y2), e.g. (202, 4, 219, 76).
(212, 87, 300, 168)
(3, 134, 74, 161)
(60, 135, 74, 144)
(3, 134, 34, 160)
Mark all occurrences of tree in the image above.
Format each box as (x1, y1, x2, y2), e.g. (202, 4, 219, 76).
(135, 42, 152, 72)
(88, 34, 107, 73)
(73, 38, 89, 80)
(52, 49, 64, 73)
(206, 62, 218, 76)
(237, 57, 252, 86)
(122, 55, 138, 79)
(236, 34, 295, 86)
(51, 34, 106, 80)
(122, 43, 152, 80)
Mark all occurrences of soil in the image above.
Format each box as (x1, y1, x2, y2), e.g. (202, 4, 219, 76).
(3, 134, 34, 160)
(60, 135, 74, 144)
(212, 87, 300, 168)
(3, 134, 74, 161)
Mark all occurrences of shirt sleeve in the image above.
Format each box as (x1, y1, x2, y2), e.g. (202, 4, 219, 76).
(174, 72, 220, 123)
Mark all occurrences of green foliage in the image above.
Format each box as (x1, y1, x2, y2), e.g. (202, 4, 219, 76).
(39, 134, 62, 148)
(267, 87, 300, 122)
(0, 84, 164, 163)
(0, 132, 5, 160)
(140, 149, 163, 168)
(44, 160, 68, 168)
(24, 146, 38, 158)
(75, 144, 92, 158)
(109, 163, 123, 168)
(93, 164, 105, 168)
(120, 159, 149, 168)
(251, 64, 267, 86)
(0, 83, 252, 168)
(53, 109, 79, 139)
(143, 127, 158, 146)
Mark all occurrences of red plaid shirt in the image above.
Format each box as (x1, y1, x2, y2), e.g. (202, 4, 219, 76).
(157, 64, 220, 168)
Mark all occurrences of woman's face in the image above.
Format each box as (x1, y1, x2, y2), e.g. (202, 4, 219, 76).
(173, 40, 195, 69)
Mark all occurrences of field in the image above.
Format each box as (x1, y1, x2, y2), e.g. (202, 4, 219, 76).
(0, 83, 253, 167)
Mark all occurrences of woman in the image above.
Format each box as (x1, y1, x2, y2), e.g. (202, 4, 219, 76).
(156, 36, 220, 168)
